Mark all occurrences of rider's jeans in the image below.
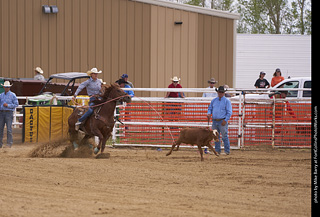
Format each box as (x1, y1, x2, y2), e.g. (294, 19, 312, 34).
(78, 97, 95, 122)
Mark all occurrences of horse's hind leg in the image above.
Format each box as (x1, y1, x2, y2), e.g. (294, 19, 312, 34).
(69, 128, 80, 149)
(92, 129, 104, 155)
(79, 134, 92, 146)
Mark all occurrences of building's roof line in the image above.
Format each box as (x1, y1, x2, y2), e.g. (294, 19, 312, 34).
(131, 0, 240, 20)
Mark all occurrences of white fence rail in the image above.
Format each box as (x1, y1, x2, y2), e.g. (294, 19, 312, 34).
(13, 87, 311, 148)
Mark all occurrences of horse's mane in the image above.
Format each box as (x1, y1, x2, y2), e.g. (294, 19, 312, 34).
(100, 83, 120, 99)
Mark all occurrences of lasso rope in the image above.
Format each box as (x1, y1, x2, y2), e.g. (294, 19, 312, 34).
(73, 94, 175, 143)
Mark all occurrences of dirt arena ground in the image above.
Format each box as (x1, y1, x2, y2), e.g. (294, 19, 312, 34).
(0, 141, 311, 217)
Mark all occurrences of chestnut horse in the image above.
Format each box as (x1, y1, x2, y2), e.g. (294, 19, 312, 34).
(68, 83, 131, 154)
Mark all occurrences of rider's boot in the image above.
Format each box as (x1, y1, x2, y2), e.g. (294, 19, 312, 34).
(75, 121, 82, 131)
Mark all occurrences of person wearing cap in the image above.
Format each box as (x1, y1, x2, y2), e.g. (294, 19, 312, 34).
(117, 79, 134, 97)
(72, 68, 102, 129)
(254, 71, 270, 88)
(165, 76, 184, 98)
(207, 86, 232, 155)
(34, 67, 45, 81)
(120, 74, 134, 88)
(0, 81, 18, 148)
(271, 68, 285, 87)
(202, 78, 218, 98)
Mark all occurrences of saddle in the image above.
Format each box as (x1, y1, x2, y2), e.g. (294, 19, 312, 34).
(76, 106, 114, 129)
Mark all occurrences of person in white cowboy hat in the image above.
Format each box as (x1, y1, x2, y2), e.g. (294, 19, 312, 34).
(0, 81, 19, 148)
(34, 67, 46, 81)
(165, 76, 184, 98)
(202, 77, 218, 98)
(72, 67, 102, 130)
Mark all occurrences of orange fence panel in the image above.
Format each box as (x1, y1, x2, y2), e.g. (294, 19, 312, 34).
(114, 99, 311, 148)
(117, 101, 241, 148)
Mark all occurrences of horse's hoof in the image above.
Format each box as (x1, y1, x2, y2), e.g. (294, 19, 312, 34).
(73, 142, 79, 150)
(94, 147, 100, 155)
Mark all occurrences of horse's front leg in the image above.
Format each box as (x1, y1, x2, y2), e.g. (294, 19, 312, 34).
(101, 132, 112, 153)
(92, 130, 104, 155)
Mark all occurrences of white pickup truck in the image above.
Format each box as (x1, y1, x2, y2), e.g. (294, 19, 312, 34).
(232, 77, 311, 100)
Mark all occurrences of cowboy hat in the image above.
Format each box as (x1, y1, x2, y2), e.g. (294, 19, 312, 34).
(208, 78, 217, 84)
(170, 76, 180, 82)
(34, 67, 44, 74)
(1, 81, 12, 87)
(215, 86, 227, 93)
(87, 67, 102, 76)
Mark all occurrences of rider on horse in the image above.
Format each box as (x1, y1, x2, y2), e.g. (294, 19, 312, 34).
(73, 68, 102, 130)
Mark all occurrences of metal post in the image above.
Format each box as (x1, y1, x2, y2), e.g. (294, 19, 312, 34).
(241, 92, 246, 148)
(271, 97, 276, 148)
(237, 92, 242, 149)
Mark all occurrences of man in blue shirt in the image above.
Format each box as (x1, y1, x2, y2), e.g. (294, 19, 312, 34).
(0, 81, 19, 148)
(207, 86, 232, 155)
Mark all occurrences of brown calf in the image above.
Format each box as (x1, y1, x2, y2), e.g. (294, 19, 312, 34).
(166, 127, 219, 161)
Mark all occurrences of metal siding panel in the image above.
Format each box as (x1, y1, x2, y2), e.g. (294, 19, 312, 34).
(9, 0, 18, 78)
(64, 0, 72, 71)
(119, 0, 127, 78)
(180, 11, 188, 88)
(96, 0, 104, 71)
(111, 0, 119, 82)
(56, 0, 65, 73)
(197, 14, 204, 89)
(103, 0, 112, 83)
(48, 0, 57, 76)
(218, 18, 227, 86)
(17, 0, 26, 77)
(150, 5, 158, 96)
(88, 0, 96, 68)
(0, 0, 9, 77)
(165, 8, 173, 83)
(25, 0, 33, 77)
(72, 0, 81, 71)
(126, 0, 135, 85)
(211, 17, 219, 84)
(203, 15, 211, 87)
(188, 12, 197, 88)
(79, 0, 88, 72)
(226, 19, 233, 87)
(134, 3, 143, 89)
(142, 3, 151, 96)
(173, 9, 181, 80)
(33, 0, 42, 74)
(157, 6, 166, 95)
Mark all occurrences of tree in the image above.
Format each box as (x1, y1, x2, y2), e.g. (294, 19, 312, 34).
(289, 0, 312, 34)
(236, 0, 311, 35)
(237, 0, 268, 34)
(186, 0, 205, 7)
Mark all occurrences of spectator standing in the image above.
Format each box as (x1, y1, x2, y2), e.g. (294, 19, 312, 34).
(202, 78, 218, 98)
(0, 81, 19, 148)
(34, 67, 45, 81)
(271, 68, 285, 87)
(165, 76, 184, 98)
(207, 86, 232, 155)
(254, 71, 270, 88)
